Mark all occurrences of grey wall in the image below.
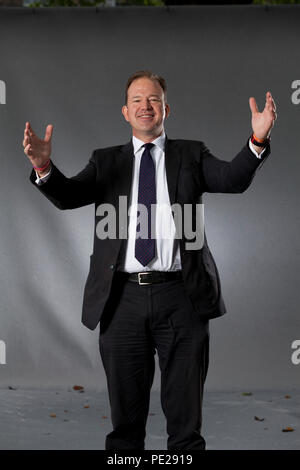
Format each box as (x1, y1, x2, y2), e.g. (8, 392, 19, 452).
(0, 5, 299, 390)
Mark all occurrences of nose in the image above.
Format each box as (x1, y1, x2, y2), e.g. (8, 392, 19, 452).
(141, 99, 153, 110)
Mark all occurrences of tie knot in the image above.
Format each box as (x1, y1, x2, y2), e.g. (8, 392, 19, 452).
(144, 143, 154, 151)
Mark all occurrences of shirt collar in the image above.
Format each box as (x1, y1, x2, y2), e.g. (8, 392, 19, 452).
(132, 131, 166, 155)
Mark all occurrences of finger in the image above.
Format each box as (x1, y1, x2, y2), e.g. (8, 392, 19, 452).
(266, 91, 276, 109)
(265, 93, 275, 112)
(24, 143, 32, 156)
(24, 125, 30, 137)
(265, 92, 277, 119)
(27, 122, 36, 138)
(267, 100, 276, 113)
(267, 102, 277, 115)
(44, 124, 53, 143)
(266, 91, 271, 103)
(249, 97, 259, 114)
(24, 129, 31, 145)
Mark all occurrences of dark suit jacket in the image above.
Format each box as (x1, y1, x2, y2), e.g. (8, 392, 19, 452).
(30, 137, 270, 330)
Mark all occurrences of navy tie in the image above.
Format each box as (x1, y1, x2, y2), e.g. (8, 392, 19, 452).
(135, 143, 156, 266)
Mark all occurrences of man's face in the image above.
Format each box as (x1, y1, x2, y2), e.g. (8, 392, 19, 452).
(122, 77, 170, 141)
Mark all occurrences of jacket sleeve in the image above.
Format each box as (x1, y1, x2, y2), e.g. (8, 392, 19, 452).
(29, 151, 97, 210)
(201, 139, 270, 193)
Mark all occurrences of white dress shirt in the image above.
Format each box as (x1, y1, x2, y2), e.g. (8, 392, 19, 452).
(121, 132, 181, 272)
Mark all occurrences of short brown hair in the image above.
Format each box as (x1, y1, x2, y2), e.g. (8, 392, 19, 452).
(125, 70, 167, 104)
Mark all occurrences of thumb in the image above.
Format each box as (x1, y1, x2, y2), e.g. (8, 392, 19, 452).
(249, 97, 259, 115)
(44, 124, 53, 142)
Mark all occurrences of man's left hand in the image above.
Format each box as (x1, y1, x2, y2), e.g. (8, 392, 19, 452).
(249, 91, 277, 141)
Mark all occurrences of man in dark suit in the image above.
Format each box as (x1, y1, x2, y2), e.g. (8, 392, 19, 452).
(23, 71, 277, 450)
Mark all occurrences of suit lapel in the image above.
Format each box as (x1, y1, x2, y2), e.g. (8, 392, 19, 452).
(165, 136, 182, 206)
(116, 140, 134, 199)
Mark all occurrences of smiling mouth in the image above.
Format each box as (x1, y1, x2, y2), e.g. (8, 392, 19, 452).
(138, 115, 154, 119)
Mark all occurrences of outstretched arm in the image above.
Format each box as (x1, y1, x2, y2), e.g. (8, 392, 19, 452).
(24, 122, 97, 209)
(202, 92, 277, 193)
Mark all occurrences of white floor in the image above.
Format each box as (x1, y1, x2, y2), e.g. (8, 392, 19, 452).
(0, 388, 299, 450)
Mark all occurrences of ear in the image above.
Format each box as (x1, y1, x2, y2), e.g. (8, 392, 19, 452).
(165, 103, 170, 119)
(122, 105, 129, 122)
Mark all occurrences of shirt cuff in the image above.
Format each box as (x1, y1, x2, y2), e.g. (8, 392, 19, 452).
(248, 138, 266, 159)
(35, 162, 52, 185)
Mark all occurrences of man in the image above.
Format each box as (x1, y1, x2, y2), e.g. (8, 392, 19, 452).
(23, 71, 277, 450)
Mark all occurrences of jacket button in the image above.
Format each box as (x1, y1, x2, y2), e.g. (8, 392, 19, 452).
(110, 264, 114, 270)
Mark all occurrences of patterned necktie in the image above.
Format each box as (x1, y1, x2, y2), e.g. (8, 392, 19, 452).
(135, 143, 156, 266)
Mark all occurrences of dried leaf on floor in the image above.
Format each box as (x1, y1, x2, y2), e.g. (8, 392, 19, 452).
(73, 385, 84, 391)
(282, 427, 294, 432)
(254, 416, 265, 421)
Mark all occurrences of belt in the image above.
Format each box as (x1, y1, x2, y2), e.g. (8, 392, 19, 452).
(115, 270, 183, 285)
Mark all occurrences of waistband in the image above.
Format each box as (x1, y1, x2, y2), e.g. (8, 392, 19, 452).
(115, 270, 183, 286)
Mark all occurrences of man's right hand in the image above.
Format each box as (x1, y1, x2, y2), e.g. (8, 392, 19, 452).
(23, 122, 53, 176)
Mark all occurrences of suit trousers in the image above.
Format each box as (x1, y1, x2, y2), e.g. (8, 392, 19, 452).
(99, 272, 209, 450)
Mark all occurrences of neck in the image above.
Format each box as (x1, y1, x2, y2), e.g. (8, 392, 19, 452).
(133, 129, 164, 143)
